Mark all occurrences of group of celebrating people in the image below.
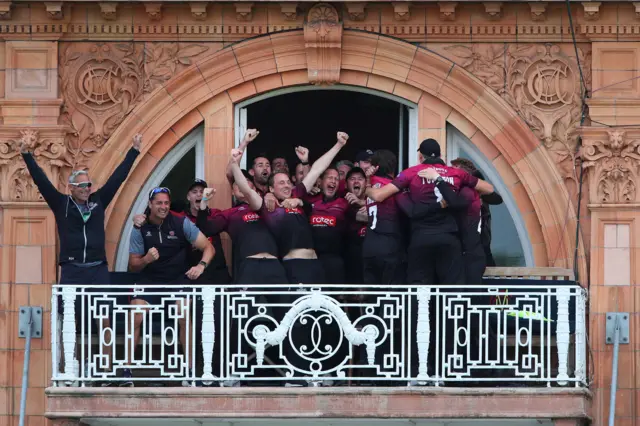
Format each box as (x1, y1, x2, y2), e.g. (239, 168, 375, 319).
(21, 128, 503, 387)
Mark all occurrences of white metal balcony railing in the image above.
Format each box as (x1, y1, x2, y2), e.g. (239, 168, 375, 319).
(50, 281, 587, 388)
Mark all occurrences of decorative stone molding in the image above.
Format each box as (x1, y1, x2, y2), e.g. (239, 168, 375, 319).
(59, 42, 210, 169)
(304, 3, 342, 85)
(190, 2, 207, 20)
(634, 2, 640, 19)
(580, 129, 640, 204)
(0, 127, 71, 201)
(392, 2, 410, 21)
(6, 41, 59, 100)
(529, 2, 547, 21)
(235, 3, 253, 21)
(438, 2, 457, 21)
(99, 2, 116, 20)
(0, 1, 11, 20)
(345, 2, 366, 21)
(439, 42, 590, 193)
(484, 2, 503, 20)
(280, 3, 298, 21)
(582, 2, 601, 21)
(144, 3, 162, 21)
(44, 2, 63, 20)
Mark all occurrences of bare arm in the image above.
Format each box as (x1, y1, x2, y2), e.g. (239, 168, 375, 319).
(231, 161, 263, 211)
(301, 132, 348, 192)
(193, 232, 214, 265)
(226, 129, 260, 185)
(366, 183, 399, 203)
(128, 251, 154, 273)
(475, 179, 495, 195)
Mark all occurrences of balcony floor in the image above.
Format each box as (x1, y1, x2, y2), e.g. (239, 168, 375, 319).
(46, 386, 592, 423)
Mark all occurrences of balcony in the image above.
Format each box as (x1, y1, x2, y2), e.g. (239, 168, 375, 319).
(45, 268, 591, 425)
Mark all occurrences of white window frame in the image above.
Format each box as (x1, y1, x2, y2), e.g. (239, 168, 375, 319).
(446, 124, 534, 266)
(114, 125, 205, 271)
(234, 85, 419, 172)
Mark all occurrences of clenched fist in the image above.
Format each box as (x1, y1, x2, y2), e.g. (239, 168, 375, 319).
(295, 146, 309, 163)
(337, 132, 349, 146)
(133, 134, 142, 151)
(230, 149, 243, 164)
(242, 129, 259, 144)
(144, 247, 159, 264)
(133, 214, 147, 228)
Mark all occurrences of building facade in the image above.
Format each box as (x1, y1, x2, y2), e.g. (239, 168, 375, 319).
(1, 0, 639, 425)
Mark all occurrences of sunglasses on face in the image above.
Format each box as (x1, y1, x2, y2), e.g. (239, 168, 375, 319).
(149, 187, 171, 200)
(70, 182, 92, 189)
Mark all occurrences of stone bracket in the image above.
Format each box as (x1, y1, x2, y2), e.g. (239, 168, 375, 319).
(304, 3, 342, 85)
(18, 306, 43, 339)
(606, 312, 629, 345)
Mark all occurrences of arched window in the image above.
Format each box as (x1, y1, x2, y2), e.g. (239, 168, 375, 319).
(446, 125, 534, 266)
(114, 126, 205, 271)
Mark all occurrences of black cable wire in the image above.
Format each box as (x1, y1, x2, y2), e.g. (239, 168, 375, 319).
(566, 0, 587, 286)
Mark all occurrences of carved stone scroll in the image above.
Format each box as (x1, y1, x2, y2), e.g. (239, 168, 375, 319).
(304, 3, 342, 85)
(581, 129, 640, 204)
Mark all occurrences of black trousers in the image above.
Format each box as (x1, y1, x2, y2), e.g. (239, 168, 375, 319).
(407, 232, 463, 285)
(362, 253, 406, 285)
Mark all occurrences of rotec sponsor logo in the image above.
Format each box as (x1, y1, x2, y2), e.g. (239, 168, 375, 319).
(243, 212, 260, 222)
(285, 208, 302, 215)
(310, 215, 336, 227)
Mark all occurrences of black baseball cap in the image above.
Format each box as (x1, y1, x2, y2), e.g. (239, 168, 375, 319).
(418, 138, 441, 158)
(355, 149, 374, 162)
(188, 178, 207, 191)
(346, 167, 366, 180)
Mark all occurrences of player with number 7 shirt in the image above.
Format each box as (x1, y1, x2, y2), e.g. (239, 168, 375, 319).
(366, 138, 495, 285)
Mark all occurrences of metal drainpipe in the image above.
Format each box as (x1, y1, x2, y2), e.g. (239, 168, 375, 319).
(17, 307, 43, 426)
(607, 313, 630, 426)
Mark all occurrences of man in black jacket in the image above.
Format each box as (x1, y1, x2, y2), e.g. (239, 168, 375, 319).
(21, 133, 141, 381)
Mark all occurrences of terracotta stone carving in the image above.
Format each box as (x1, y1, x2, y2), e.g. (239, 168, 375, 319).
(484, 2, 503, 20)
(99, 2, 117, 20)
(634, 2, 640, 19)
(235, 3, 253, 21)
(44, 2, 63, 20)
(145, 3, 162, 21)
(281, 3, 298, 21)
(392, 2, 410, 21)
(0, 1, 11, 20)
(190, 3, 207, 20)
(582, 2, 600, 21)
(529, 2, 547, 21)
(440, 43, 591, 195)
(304, 3, 342, 85)
(438, 2, 457, 21)
(0, 128, 69, 201)
(582, 130, 640, 203)
(345, 3, 366, 21)
(59, 42, 209, 169)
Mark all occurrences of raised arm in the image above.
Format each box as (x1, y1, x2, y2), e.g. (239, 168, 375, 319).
(95, 134, 141, 207)
(20, 143, 65, 209)
(300, 132, 348, 192)
(226, 129, 259, 185)
(229, 148, 263, 211)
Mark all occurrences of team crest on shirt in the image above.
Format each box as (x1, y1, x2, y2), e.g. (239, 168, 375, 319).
(310, 215, 336, 227)
(243, 212, 260, 223)
(167, 230, 178, 240)
(358, 226, 366, 237)
(285, 208, 303, 215)
(88, 202, 98, 211)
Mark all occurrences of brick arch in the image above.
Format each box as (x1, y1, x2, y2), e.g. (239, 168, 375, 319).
(92, 30, 584, 274)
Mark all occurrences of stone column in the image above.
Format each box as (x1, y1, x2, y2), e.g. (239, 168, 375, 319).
(580, 41, 640, 426)
(0, 40, 69, 426)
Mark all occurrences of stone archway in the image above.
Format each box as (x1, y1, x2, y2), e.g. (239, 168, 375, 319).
(90, 28, 584, 276)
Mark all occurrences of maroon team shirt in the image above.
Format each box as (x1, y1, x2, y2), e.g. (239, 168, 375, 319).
(171, 209, 227, 271)
(198, 203, 279, 259)
(261, 183, 315, 257)
(309, 196, 349, 255)
(363, 174, 404, 257)
(346, 205, 367, 255)
(391, 162, 478, 234)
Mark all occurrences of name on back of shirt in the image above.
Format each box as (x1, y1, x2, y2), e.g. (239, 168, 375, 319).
(422, 176, 454, 185)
